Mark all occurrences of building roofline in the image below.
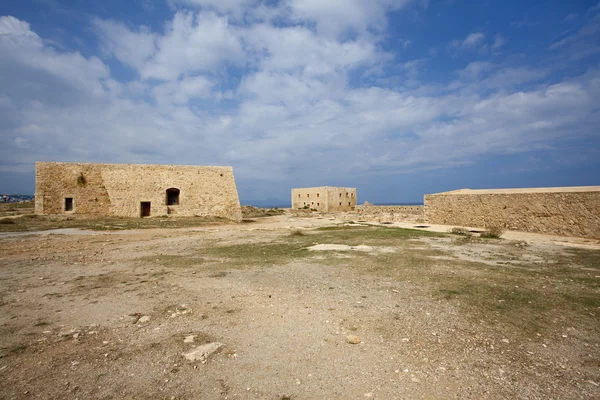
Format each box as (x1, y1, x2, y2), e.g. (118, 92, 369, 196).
(426, 186, 600, 195)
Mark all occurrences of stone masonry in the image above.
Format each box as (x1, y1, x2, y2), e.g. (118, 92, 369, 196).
(35, 162, 242, 221)
(355, 204, 424, 223)
(424, 186, 600, 239)
(291, 187, 357, 212)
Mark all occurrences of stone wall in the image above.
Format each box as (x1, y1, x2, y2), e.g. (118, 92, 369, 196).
(35, 162, 242, 221)
(424, 187, 600, 239)
(354, 204, 424, 223)
(291, 187, 356, 212)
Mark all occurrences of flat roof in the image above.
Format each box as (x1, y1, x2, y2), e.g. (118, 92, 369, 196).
(428, 186, 600, 195)
(292, 187, 356, 190)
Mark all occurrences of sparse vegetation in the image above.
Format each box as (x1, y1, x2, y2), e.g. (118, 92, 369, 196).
(0, 214, 228, 232)
(77, 172, 87, 186)
(450, 227, 471, 236)
(481, 226, 504, 238)
(241, 205, 286, 218)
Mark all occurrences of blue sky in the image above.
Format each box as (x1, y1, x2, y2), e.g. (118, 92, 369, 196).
(0, 0, 599, 205)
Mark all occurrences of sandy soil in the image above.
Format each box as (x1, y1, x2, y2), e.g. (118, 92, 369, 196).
(0, 214, 599, 399)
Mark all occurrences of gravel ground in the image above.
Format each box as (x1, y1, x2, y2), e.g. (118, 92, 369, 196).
(1, 215, 598, 399)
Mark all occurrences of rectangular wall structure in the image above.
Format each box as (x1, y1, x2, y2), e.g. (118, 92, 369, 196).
(291, 187, 357, 212)
(35, 162, 242, 221)
(424, 186, 600, 239)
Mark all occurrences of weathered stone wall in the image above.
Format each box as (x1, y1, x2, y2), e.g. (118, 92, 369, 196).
(355, 205, 424, 223)
(291, 187, 356, 212)
(291, 187, 328, 211)
(424, 187, 600, 239)
(327, 187, 357, 212)
(35, 162, 242, 221)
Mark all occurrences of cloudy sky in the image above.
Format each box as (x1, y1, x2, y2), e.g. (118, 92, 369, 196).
(1, 0, 599, 204)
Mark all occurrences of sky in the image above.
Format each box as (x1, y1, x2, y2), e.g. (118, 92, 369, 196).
(0, 0, 599, 205)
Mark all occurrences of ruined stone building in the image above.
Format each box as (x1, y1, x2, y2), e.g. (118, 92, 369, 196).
(35, 162, 242, 221)
(292, 187, 357, 212)
(425, 186, 600, 239)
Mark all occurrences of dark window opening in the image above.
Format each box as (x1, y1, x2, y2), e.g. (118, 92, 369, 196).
(307, 194, 310, 198)
(166, 188, 180, 205)
(339, 202, 342, 206)
(348, 202, 351, 206)
(339, 193, 342, 198)
(298, 194, 300, 198)
(317, 203, 320, 206)
(65, 198, 73, 212)
(141, 202, 151, 217)
(317, 193, 320, 198)
(351, 193, 354, 198)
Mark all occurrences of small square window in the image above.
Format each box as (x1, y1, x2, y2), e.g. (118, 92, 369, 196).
(317, 203, 319, 206)
(339, 202, 342, 206)
(339, 193, 342, 198)
(348, 202, 351, 206)
(307, 194, 310, 198)
(317, 193, 320, 198)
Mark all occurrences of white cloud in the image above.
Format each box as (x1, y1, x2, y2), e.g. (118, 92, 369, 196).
(462, 32, 485, 47)
(144, 12, 244, 80)
(492, 34, 505, 49)
(93, 19, 156, 71)
(152, 76, 215, 106)
(1, 11, 599, 197)
(287, 0, 412, 37)
(450, 31, 486, 50)
(244, 24, 379, 77)
(95, 11, 244, 80)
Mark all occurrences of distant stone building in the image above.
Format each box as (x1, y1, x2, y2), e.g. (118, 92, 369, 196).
(35, 162, 242, 221)
(292, 187, 357, 212)
(424, 186, 600, 239)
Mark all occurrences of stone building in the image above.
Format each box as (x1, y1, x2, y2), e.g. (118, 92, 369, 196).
(424, 186, 600, 239)
(35, 162, 242, 221)
(291, 187, 357, 212)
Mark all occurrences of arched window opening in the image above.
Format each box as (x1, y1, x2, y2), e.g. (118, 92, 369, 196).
(166, 188, 180, 206)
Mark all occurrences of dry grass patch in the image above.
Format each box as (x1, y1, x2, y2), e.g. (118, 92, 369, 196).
(0, 214, 229, 232)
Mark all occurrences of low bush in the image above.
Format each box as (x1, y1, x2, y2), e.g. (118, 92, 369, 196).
(481, 226, 504, 239)
(450, 227, 471, 236)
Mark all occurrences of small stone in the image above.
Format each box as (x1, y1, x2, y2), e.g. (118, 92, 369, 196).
(346, 335, 361, 344)
(364, 393, 373, 397)
(183, 342, 224, 362)
(411, 377, 421, 383)
(501, 339, 509, 343)
(138, 316, 150, 324)
(58, 327, 79, 337)
(184, 335, 195, 343)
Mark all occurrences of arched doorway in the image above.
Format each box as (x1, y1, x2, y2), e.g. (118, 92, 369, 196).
(166, 188, 180, 206)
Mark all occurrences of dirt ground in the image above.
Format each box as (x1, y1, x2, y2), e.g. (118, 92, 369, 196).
(0, 211, 599, 399)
